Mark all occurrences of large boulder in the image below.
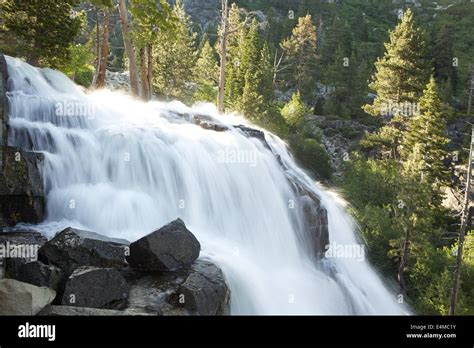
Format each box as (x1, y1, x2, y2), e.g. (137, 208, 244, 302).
(126, 218, 200, 271)
(0, 230, 47, 279)
(61, 266, 129, 309)
(0, 147, 45, 227)
(38, 227, 129, 275)
(124, 260, 230, 316)
(168, 260, 230, 315)
(0, 278, 56, 315)
(4, 259, 63, 291)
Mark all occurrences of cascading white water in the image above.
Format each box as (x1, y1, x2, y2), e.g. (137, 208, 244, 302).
(4, 56, 409, 315)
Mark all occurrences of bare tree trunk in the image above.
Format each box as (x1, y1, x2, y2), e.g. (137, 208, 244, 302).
(118, 0, 139, 97)
(147, 43, 153, 100)
(398, 227, 410, 294)
(92, 7, 101, 86)
(95, 10, 109, 89)
(450, 126, 473, 315)
(139, 47, 149, 101)
(217, 0, 228, 114)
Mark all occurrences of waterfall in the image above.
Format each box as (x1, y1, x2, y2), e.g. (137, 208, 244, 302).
(4, 56, 408, 315)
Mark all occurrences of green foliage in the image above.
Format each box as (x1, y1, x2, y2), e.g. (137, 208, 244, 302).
(281, 92, 309, 129)
(1, 0, 83, 68)
(402, 76, 450, 189)
(59, 41, 95, 87)
(280, 15, 318, 101)
(290, 136, 332, 181)
(152, 1, 197, 101)
(364, 8, 430, 118)
(193, 37, 219, 103)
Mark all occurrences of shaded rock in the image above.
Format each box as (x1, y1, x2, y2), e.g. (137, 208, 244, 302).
(193, 114, 228, 132)
(0, 278, 56, 315)
(4, 259, 63, 291)
(0, 54, 8, 146)
(124, 260, 229, 316)
(235, 125, 271, 150)
(38, 227, 129, 275)
(0, 147, 45, 227)
(61, 266, 129, 309)
(301, 194, 329, 257)
(38, 305, 152, 316)
(0, 230, 47, 279)
(126, 218, 200, 271)
(168, 260, 230, 315)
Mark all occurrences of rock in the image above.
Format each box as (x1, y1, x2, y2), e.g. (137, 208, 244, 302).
(168, 260, 230, 315)
(0, 54, 8, 146)
(301, 194, 329, 257)
(38, 305, 152, 316)
(0, 278, 56, 315)
(39, 305, 127, 316)
(4, 259, 63, 291)
(0, 230, 47, 279)
(124, 260, 230, 315)
(288, 181, 329, 258)
(0, 147, 45, 227)
(61, 266, 129, 309)
(38, 227, 129, 275)
(193, 114, 228, 132)
(126, 218, 200, 271)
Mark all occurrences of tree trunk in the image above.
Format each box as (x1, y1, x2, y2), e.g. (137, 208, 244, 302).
(118, 0, 139, 97)
(217, 0, 228, 114)
(139, 47, 149, 101)
(450, 126, 473, 315)
(147, 43, 153, 100)
(92, 7, 100, 86)
(398, 227, 410, 294)
(95, 10, 109, 89)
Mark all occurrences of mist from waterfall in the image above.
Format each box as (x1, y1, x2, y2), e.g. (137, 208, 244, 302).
(4, 56, 409, 315)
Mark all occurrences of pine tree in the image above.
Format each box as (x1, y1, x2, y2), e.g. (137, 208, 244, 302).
(364, 8, 429, 118)
(152, 1, 196, 101)
(402, 76, 450, 188)
(363, 8, 430, 158)
(2, 0, 83, 68)
(280, 15, 318, 101)
(193, 36, 219, 103)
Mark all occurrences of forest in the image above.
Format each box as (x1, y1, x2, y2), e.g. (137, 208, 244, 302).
(1, 0, 473, 315)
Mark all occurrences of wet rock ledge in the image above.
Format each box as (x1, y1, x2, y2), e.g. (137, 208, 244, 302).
(0, 219, 230, 316)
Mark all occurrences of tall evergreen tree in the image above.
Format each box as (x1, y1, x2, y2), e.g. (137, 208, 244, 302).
(1, 0, 83, 68)
(193, 36, 219, 103)
(364, 8, 429, 118)
(152, 1, 196, 101)
(363, 8, 430, 158)
(280, 15, 318, 101)
(402, 76, 450, 188)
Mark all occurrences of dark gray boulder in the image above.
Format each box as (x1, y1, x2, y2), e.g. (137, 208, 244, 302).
(0, 230, 47, 279)
(126, 218, 200, 271)
(168, 260, 230, 315)
(4, 259, 63, 291)
(0, 147, 45, 227)
(61, 266, 129, 309)
(124, 260, 229, 316)
(38, 227, 129, 275)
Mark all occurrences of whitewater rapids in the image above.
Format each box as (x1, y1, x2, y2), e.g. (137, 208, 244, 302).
(4, 56, 408, 315)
